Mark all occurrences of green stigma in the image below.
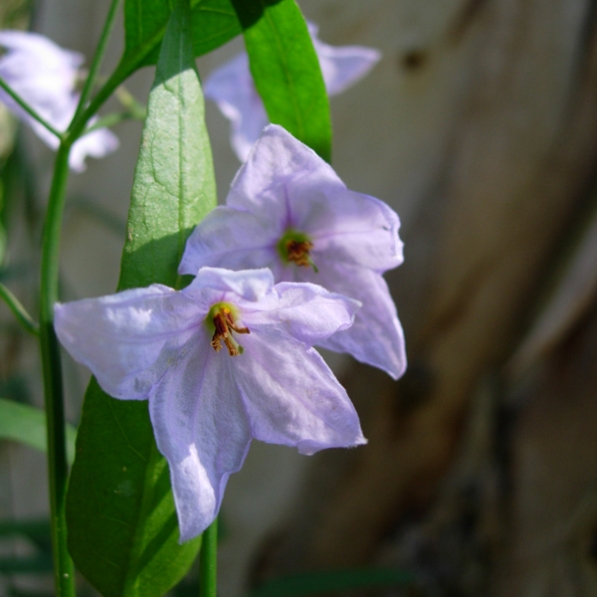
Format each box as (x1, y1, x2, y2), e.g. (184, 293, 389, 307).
(206, 302, 249, 356)
(277, 229, 318, 272)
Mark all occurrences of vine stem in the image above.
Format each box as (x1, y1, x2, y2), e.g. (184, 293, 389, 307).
(200, 520, 218, 597)
(0, 76, 63, 139)
(38, 1, 122, 595)
(70, 0, 123, 127)
(0, 282, 39, 335)
(39, 142, 75, 597)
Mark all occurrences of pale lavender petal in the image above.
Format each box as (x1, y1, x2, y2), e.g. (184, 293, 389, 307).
(0, 30, 78, 129)
(227, 124, 343, 216)
(304, 187, 403, 273)
(68, 123, 120, 172)
(313, 36, 381, 96)
(182, 266, 276, 306)
(307, 260, 407, 379)
(0, 30, 118, 171)
(0, 30, 81, 105)
(54, 285, 204, 400)
(149, 340, 252, 541)
(244, 281, 360, 346)
(203, 52, 268, 161)
(228, 125, 402, 272)
(233, 328, 366, 454)
(179, 207, 280, 276)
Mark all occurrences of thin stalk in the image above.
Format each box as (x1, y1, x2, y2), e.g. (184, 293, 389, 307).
(81, 109, 144, 136)
(70, 0, 123, 127)
(199, 520, 218, 597)
(0, 77, 63, 139)
(39, 141, 75, 597)
(0, 282, 39, 335)
(74, 58, 140, 141)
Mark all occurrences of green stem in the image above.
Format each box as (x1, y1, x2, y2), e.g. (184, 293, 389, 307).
(70, 0, 123, 127)
(199, 520, 218, 597)
(81, 108, 144, 136)
(0, 282, 39, 335)
(0, 76, 63, 139)
(39, 142, 75, 597)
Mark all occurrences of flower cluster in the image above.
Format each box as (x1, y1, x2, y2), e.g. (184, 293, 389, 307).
(49, 24, 404, 541)
(204, 22, 381, 161)
(0, 30, 118, 171)
(56, 125, 405, 539)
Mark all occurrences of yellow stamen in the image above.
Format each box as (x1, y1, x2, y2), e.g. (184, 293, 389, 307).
(285, 239, 314, 268)
(210, 306, 250, 356)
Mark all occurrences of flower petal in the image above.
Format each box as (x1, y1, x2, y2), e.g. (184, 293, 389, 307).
(297, 187, 403, 272)
(234, 328, 366, 454)
(203, 52, 268, 162)
(69, 124, 120, 172)
(54, 285, 205, 400)
(244, 281, 360, 346)
(183, 266, 276, 306)
(178, 206, 280, 277)
(149, 342, 252, 541)
(227, 124, 344, 217)
(0, 30, 118, 171)
(228, 126, 402, 271)
(308, 260, 407, 379)
(313, 36, 381, 96)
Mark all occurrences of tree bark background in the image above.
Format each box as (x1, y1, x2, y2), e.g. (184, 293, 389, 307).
(247, 0, 597, 595)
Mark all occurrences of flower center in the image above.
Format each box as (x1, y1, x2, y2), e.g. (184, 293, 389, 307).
(207, 303, 250, 356)
(277, 229, 318, 272)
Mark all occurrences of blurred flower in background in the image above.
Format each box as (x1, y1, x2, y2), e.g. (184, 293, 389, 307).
(0, 30, 118, 172)
(204, 22, 381, 161)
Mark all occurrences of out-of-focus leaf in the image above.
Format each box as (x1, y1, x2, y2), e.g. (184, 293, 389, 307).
(507, 198, 597, 379)
(66, 3, 216, 596)
(232, 0, 332, 161)
(246, 568, 417, 597)
(0, 556, 53, 574)
(0, 398, 76, 463)
(0, 518, 52, 551)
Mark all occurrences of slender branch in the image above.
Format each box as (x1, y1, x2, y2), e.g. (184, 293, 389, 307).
(0, 282, 39, 335)
(39, 142, 76, 597)
(67, 60, 133, 143)
(0, 76, 63, 139)
(81, 108, 145, 136)
(199, 520, 218, 597)
(70, 0, 123, 127)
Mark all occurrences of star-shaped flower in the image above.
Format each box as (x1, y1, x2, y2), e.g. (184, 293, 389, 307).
(179, 125, 406, 379)
(55, 267, 365, 540)
(0, 30, 118, 171)
(204, 22, 381, 161)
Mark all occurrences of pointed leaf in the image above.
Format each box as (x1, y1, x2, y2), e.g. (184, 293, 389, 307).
(0, 398, 76, 463)
(232, 0, 332, 162)
(122, 0, 242, 72)
(65, 3, 216, 596)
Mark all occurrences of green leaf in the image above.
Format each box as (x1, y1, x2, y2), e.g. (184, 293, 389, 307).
(0, 555, 53, 574)
(65, 3, 217, 596)
(0, 398, 76, 463)
(122, 0, 242, 73)
(0, 518, 52, 551)
(246, 568, 416, 597)
(232, 0, 332, 162)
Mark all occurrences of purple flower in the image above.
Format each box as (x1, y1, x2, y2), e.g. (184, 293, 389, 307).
(204, 22, 381, 161)
(55, 267, 365, 540)
(180, 125, 406, 379)
(0, 30, 118, 172)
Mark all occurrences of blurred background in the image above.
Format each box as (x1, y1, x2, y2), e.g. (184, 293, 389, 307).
(1, 0, 597, 595)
